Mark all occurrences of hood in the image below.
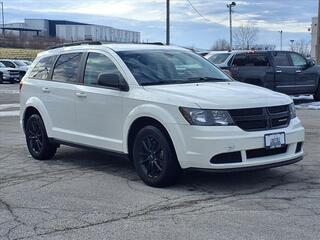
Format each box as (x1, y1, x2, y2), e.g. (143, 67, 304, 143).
(0, 67, 17, 72)
(144, 81, 292, 109)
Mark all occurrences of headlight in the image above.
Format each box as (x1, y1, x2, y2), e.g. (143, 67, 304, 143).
(2, 69, 9, 74)
(289, 103, 296, 119)
(179, 107, 234, 126)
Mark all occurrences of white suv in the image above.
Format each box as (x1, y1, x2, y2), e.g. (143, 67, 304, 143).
(20, 42, 305, 187)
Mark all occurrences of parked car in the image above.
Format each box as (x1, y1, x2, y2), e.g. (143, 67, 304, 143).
(205, 50, 320, 101)
(0, 62, 21, 84)
(0, 59, 29, 80)
(20, 42, 304, 187)
(21, 60, 33, 66)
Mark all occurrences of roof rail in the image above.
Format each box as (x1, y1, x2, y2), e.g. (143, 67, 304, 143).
(141, 42, 164, 46)
(46, 41, 102, 50)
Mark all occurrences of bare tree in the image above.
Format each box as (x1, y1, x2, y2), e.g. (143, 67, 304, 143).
(233, 24, 259, 50)
(210, 39, 230, 51)
(290, 39, 311, 57)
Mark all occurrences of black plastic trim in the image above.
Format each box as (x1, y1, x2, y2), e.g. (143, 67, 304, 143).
(187, 156, 303, 173)
(49, 138, 129, 160)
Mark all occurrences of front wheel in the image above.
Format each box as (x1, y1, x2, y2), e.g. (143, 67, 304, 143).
(132, 126, 181, 187)
(25, 114, 57, 160)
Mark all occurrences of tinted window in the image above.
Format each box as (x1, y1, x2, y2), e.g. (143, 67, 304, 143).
(30, 56, 56, 80)
(84, 52, 123, 86)
(52, 53, 82, 83)
(117, 50, 230, 86)
(208, 53, 231, 64)
(1, 61, 15, 68)
(232, 54, 269, 67)
(13, 60, 27, 66)
(290, 52, 307, 67)
(272, 52, 290, 66)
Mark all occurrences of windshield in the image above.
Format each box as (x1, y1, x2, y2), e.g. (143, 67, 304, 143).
(117, 49, 230, 86)
(0, 62, 6, 68)
(208, 53, 231, 64)
(13, 60, 27, 66)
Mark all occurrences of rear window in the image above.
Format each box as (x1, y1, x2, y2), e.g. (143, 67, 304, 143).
(232, 54, 270, 67)
(29, 56, 56, 80)
(208, 53, 231, 64)
(52, 53, 82, 83)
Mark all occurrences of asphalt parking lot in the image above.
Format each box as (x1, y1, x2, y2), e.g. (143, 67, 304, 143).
(0, 84, 320, 240)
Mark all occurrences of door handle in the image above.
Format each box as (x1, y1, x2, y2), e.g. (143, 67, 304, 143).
(276, 70, 282, 73)
(296, 70, 302, 73)
(42, 87, 50, 93)
(76, 92, 87, 98)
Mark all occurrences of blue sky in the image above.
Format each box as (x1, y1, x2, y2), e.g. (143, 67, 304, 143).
(1, 0, 317, 49)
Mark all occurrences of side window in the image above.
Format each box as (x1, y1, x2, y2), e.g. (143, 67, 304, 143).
(248, 54, 269, 66)
(272, 52, 290, 66)
(290, 53, 307, 67)
(29, 56, 56, 80)
(1, 61, 15, 68)
(52, 53, 82, 83)
(84, 52, 124, 86)
(232, 54, 269, 67)
(232, 54, 247, 66)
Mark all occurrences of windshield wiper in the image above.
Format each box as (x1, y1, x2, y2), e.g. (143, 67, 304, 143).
(187, 77, 228, 82)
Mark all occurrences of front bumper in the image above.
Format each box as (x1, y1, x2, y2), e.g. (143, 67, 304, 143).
(169, 117, 305, 170)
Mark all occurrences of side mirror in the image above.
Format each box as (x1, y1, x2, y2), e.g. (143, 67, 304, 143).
(306, 59, 316, 67)
(97, 73, 128, 91)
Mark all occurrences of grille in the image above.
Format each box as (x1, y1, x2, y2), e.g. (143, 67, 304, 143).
(9, 70, 20, 75)
(229, 105, 291, 131)
(246, 145, 288, 159)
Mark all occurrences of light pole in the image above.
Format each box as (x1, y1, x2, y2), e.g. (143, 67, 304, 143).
(0, 2, 4, 37)
(227, 2, 236, 51)
(166, 0, 170, 45)
(279, 30, 283, 50)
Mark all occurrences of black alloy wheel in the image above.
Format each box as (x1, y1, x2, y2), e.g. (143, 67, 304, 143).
(132, 126, 180, 187)
(25, 114, 57, 160)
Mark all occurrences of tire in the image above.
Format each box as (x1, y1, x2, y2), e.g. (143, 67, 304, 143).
(314, 85, 320, 101)
(0, 74, 3, 84)
(132, 126, 181, 187)
(25, 114, 57, 160)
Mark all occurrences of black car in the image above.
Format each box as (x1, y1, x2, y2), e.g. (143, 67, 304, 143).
(207, 51, 320, 101)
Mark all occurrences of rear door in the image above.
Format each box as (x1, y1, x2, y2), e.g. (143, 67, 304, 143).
(272, 51, 297, 94)
(288, 52, 318, 94)
(46, 52, 83, 142)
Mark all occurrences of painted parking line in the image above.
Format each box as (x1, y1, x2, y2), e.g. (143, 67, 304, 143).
(0, 103, 20, 111)
(0, 110, 20, 117)
(0, 90, 20, 94)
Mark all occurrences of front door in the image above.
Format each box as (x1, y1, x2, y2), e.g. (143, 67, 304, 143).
(288, 52, 318, 94)
(74, 51, 125, 152)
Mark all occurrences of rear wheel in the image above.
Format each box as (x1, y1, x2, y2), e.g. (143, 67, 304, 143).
(25, 114, 57, 160)
(314, 85, 320, 101)
(132, 126, 180, 187)
(0, 74, 3, 84)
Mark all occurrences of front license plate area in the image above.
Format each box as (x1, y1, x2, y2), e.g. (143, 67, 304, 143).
(265, 133, 286, 149)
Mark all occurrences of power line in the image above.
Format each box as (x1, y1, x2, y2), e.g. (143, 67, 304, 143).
(185, 0, 228, 25)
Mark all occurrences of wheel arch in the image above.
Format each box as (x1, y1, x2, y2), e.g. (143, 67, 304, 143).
(22, 97, 53, 136)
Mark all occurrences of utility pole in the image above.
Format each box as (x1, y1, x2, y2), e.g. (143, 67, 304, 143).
(227, 2, 236, 51)
(0, 2, 4, 37)
(316, 0, 320, 62)
(279, 30, 283, 50)
(166, 0, 170, 45)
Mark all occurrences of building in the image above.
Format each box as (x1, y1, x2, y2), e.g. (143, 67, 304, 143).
(311, 17, 317, 58)
(3, 19, 141, 43)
